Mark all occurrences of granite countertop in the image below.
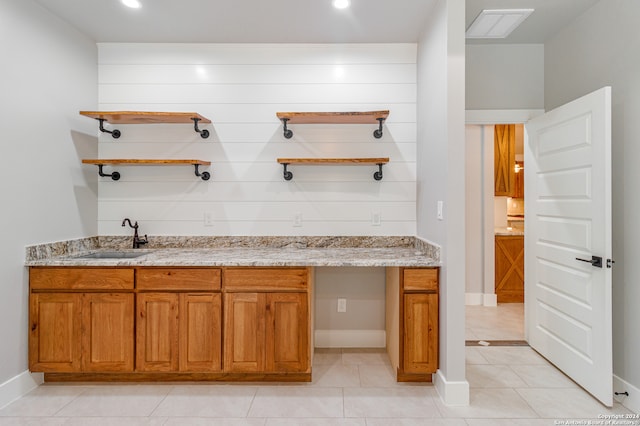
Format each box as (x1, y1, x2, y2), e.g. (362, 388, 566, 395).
(495, 227, 524, 236)
(26, 247, 440, 268)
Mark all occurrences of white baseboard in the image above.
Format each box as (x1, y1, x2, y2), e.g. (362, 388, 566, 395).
(614, 374, 640, 414)
(434, 369, 470, 406)
(0, 371, 43, 410)
(483, 293, 497, 307)
(465, 293, 497, 306)
(314, 330, 386, 348)
(465, 293, 483, 305)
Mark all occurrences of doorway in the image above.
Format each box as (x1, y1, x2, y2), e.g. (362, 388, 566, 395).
(465, 123, 525, 343)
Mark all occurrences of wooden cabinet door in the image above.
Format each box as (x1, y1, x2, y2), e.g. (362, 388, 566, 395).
(494, 124, 515, 196)
(224, 293, 266, 372)
(29, 293, 82, 372)
(82, 293, 134, 372)
(266, 293, 309, 373)
(179, 293, 222, 372)
(403, 293, 438, 374)
(495, 236, 525, 302)
(136, 293, 179, 372)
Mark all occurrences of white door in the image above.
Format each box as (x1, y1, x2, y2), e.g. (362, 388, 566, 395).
(525, 87, 612, 407)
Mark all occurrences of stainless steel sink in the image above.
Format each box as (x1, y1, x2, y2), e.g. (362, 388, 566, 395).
(77, 251, 149, 259)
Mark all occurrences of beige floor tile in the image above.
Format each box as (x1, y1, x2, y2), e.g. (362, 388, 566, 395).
(312, 363, 361, 387)
(465, 348, 490, 365)
(516, 388, 633, 418)
(63, 418, 167, 425)
(358, 364, 428, 388)
(342, 349, 390, 366)
(465, 419, 555, 426)
(474, 347, 549, 366)
(266, 419, 366, 425)
(313, 349, 343, 366)
(54, 385, 171, 417)
(434, 388, 537, 418)
(151, 385, 257, 417)
(365, 420, 467, 426)
(248, 387, 343, 418)
(466, 365, 528, 388)
(0, 418, 69, 426)
(509, 364, 578, 388)
(163, 418, 266, 426)
(0, 386, 87, 417)
(343, 387, 440, 418)
(465, 304, 525, 342)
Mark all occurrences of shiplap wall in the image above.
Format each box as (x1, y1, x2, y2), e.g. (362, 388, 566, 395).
(96, 44, 417, 236)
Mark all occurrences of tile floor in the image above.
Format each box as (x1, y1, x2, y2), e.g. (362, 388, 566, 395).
(1, 304, 635, 425)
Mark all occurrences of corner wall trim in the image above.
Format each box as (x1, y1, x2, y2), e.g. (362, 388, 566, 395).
(314, 330, 386, 348)
(483, 293, 498, 307)
(613, 374, 640, 414)
(434, 369, 470, 406)
(0, 370, 43, 410)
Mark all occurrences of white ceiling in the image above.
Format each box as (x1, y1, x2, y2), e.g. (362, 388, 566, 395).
(33, 0, 599, 44)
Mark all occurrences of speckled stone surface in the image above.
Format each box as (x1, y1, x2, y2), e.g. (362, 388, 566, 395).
(26, 247, 440, 267)
(97, 235, 416, 250)
(26, 236, 440, 268)
(494, 227, 525, 236)
(25, 237, 99, 261)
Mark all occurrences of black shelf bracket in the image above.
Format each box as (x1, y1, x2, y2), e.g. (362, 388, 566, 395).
(192, 118, 210, 139)
(281, 118, 293, 139)
(373, 118, 385, 139)
(98, 119, 121, 139)
(373, 163, 384, 181)
(282, 163, 293, 180)
(194, 164, 211, 181)
(97, 165, 120, 181)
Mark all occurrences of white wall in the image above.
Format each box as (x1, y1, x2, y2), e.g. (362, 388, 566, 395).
(417, 0, 468, 405)
(314, 267, 386, 347)
(0, 0, 97, 400)
(465, 125, 496, 304)
(466, 44, 544, 110)
(544, 0, 640, 401)
(96, 43, 417, 237)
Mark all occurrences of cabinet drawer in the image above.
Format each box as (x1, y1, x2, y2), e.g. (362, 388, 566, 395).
(137, 268, 221, 291)
(403, 269, 438, 292)
(224, 268, 308, 291)
(30, 268, 134, 290)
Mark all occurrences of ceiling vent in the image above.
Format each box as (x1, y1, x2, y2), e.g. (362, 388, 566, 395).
(466, 9, 534, 39)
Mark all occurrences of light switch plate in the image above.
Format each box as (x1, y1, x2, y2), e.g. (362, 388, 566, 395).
(437, 201, 444, 220)
(337, 298, 347, 313)
(293, 212, 303, 227)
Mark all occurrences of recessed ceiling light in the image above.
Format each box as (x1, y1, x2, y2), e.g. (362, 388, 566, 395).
(466, 9, 534, 39)
(121, 0, 141, 9)
(333, 0, 350, 10)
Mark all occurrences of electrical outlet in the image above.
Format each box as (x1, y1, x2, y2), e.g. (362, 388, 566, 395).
(293, 212, 303, 227)
(204, 211, 214, 226)
(337, 298, 347, 313)
(437, 201, 444, 220)
(371, 211, 381, 226)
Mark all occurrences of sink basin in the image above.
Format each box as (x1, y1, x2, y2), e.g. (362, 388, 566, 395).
(77, 251, 149, 259)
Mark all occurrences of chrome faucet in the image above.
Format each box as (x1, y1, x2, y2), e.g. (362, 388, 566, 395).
(121, 218, 148, 249)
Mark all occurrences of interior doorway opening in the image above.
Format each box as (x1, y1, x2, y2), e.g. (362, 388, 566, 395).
(465, 123, 525, 344)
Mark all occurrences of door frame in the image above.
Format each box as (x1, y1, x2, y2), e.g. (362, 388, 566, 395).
(465, 109, 544, 311)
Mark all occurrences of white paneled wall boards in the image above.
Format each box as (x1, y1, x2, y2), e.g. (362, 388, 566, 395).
(97, 43, 417, 236)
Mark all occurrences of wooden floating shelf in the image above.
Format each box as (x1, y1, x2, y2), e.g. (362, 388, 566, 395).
(82, 159, 212, 181)
(275, 111, 389, 139)
(79, 111, 211, 139)
(276, 158, 389, 181)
